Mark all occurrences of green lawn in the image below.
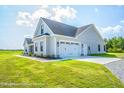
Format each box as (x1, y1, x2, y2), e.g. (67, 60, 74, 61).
(90, 52, 124, 59)
(0, 50, 124, 88)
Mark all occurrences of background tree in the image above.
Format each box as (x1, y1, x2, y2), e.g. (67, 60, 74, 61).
(105, 37, 124, 52)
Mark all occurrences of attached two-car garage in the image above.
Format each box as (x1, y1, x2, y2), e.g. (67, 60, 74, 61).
(58, 41, 80, 58)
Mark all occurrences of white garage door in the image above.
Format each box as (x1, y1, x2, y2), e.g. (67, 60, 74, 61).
(59, 41, 80, 58)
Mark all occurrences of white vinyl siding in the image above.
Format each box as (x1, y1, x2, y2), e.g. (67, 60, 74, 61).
(77, 25, 105, 54)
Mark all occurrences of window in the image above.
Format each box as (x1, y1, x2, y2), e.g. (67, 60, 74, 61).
(88, 46, 91, 54)
(35, 43, 38, 51)
(98, 44, 100, 52)
(75, 43, 79, 45)
(60, 42, 65, 44)
(71, 42, 75, 45)
(41, 25, 44, 34)
(66, 42, 70, 44)
(88, 46, 90, 51)
(40, 42, 43, 51)
(57, 42, 59, 47)
(82, 44, 83, 47)
(25, 49, 27, 52)
(104, 45, 106, 51)
(71, 42, 79, 45)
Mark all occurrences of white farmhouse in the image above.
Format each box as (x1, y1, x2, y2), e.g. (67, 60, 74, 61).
(23, 17, 106, 58)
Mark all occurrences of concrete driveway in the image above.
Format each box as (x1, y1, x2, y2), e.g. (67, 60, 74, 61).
(75, 56, 121, 64)
(104, 60, 124, 83)
(75, 56, 124, 83)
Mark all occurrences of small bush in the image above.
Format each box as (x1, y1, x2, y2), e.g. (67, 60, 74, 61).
(28, 52, 33, 56)
(43, 55, 47, 58)
(22, 51, 24, 55)
(50, 55, 55, 59)
(41, 53, 43, 57)
(33, 54, 36, 56)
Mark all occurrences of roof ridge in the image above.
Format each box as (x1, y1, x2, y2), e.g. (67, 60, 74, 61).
(77, 24, 93, 28)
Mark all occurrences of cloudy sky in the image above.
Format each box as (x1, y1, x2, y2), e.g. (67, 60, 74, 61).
(0, 5, 124, 49)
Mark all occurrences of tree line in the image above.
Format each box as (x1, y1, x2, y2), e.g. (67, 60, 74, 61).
(104, 37, 124, 52)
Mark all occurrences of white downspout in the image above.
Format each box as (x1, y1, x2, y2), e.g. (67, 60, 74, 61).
(44, 36, 47, 56)
(54, 36, 57, 57)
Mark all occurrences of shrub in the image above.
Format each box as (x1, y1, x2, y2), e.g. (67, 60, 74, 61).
(41, 53, 43, 57)
(43, 55, 47, 58)
(50, 55, 55, 59)
(28, 52, 33, 56)
(22, 51, 24, 55)
(108, 48, 123, 53)
(33, 54, 36, 56)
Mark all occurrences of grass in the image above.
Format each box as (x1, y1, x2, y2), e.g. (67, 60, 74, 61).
(90, 52, 124, 59)
(0, 50, 124, 88)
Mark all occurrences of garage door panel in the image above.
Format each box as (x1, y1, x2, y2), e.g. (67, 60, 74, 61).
(59, 42, 80, 58)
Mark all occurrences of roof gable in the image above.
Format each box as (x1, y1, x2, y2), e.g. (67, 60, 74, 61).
(24, 38, 33, 45)
(34, 18, 54, 37)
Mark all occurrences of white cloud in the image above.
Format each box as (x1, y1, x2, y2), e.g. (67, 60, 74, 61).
(51, 6, 77, 22)
(16, 6, 77, 27)
(100, 25, 124, 38)
(32, 9, 51, 20)
(120, 20, 124, 24)
(16, 12, 33, 27)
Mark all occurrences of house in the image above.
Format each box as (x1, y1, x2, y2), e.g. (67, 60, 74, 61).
(23, 17, 106, 58)
(23, 38, 34, 54)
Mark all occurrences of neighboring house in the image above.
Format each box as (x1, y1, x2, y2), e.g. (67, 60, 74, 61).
(23, 17, 106, 58)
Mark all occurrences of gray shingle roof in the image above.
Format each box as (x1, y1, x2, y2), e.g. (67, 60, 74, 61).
(75, 24, 93, 36)
(25, 38, 33, 44)
(42, 18, 77, 37)
(41, 17, 92, 37)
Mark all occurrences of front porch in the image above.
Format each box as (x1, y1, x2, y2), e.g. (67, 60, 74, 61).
(24, 43, 34, 55)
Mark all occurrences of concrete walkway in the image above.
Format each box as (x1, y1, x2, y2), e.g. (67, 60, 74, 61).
(15, 55, 60, 62)
(75, 56, 121, 64)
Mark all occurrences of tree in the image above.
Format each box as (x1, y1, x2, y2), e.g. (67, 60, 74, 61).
(104, 37, 124, 52)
